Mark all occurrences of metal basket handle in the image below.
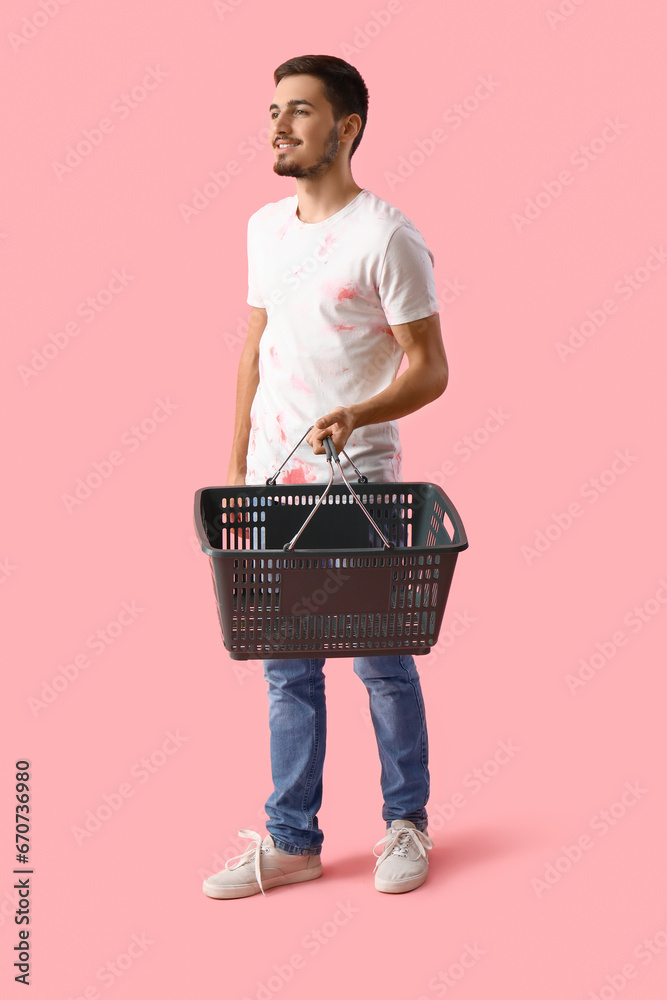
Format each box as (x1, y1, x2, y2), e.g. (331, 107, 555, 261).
(266, 426, 368, 487)
(277, 432, 393, 552)
(319, 437, 393, 550)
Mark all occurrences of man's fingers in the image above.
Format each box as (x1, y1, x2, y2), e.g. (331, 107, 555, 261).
(308, 433, 332, 455)
(308, 409, 350, 455)
(307, 428, 330, 447)
(310, 424, 335, 442)
(316, 408, 345, 429)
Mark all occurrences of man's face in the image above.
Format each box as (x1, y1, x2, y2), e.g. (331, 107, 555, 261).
(270, 74, 345, 179)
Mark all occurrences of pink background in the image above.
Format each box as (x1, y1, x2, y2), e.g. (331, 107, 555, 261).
(3, 1, 667, 997)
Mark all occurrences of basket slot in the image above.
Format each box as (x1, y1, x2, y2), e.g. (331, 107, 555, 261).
(229, 610, 439, 648)
(441, 507, 455, 542)
(227, 605, 442, 655)
(221, 517, 267, 551)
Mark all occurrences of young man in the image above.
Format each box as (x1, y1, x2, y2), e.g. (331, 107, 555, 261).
(203, 55, 448, 900)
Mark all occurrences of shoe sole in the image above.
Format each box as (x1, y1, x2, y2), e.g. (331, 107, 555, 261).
(203, 864, 323, 899)
(375, 871, 428, 894)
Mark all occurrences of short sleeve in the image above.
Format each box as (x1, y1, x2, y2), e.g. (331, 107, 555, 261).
(378, 224, 439, 326)
(246, 216, 265, 308)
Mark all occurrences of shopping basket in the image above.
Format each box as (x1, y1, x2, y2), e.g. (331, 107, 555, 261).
(193, 433, 468, 660)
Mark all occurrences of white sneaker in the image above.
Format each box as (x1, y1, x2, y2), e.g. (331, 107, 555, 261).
(373, 819, 433, 893)
(202, 830, 323, 899)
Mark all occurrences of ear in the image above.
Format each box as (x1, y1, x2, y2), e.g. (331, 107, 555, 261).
(340, 113, 362, 145)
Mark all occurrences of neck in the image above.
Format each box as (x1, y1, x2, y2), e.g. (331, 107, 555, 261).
(295, 170, 363, 223)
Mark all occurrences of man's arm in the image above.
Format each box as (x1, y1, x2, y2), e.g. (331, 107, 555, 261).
(306, 312, 448, 454)
(226, 306, 268, 484)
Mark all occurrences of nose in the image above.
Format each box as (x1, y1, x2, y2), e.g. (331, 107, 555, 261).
(271, 108, 292, 137)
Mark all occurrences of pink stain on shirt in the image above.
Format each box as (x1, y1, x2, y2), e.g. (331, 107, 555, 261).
(281, 459, 318, 484)
(290, 373, 313, 394)
(282, 467, 306, 484)
(336, 282, 358, 301)
(275, 411, 288, 444)
(269, 345, 282, 367)
(332, 323, 355, 332)
(319, 233, 337, 262)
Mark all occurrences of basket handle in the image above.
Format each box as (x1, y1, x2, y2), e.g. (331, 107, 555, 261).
(322, 435, 338, 463)
(266, 426, 368, 486)
(317, 436, 393, 550)
(280, 434, 393, 551)
(266, 426, 313, 486)
(282, 440, 335, 550)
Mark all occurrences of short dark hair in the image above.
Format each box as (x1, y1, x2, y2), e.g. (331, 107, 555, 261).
(273, 54, 369, 159)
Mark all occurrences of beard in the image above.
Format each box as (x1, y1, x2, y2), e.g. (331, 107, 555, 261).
(273, 123, 340, 179)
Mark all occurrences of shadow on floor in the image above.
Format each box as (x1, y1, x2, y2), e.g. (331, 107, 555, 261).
(321, 826, 531, 882)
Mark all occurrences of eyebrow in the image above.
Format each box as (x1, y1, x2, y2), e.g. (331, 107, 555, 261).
(269, 99, 317, 112)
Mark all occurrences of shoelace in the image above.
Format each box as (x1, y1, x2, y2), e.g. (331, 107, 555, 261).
(224, 830, 269, 895)
(372, 827, 434, 872)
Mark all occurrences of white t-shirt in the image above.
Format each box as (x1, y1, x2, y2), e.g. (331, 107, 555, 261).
(245, 187, 439, 485)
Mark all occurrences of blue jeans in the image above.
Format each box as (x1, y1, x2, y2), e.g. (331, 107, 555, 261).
(262, 655, 430, 856)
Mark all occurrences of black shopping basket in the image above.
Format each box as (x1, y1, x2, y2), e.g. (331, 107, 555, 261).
(194, 433, 468, 660)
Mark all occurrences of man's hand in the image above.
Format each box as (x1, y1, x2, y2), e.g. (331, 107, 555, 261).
(306, 406, 357, 455)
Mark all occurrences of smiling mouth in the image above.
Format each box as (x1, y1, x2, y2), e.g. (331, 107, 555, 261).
(275, 142, 300, 150)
